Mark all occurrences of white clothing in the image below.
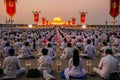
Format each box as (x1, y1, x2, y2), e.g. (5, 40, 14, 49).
(47, 47, 56, 59)
(64, 58, 86, 79)
(93, 55, 118, 79)
(3, 56, 25, 77)
(62, 47, 74, 59)
(17, 46, 32, 58)
(37, 55, 52, 74)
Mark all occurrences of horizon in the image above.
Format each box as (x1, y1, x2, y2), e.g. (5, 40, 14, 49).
(0, 0, 120, 25)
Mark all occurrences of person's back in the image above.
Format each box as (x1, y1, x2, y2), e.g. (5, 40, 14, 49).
(37, 48, 52, 74)
(3, 56, 20, 76)
(100, 55, 118, 78)
(3, 49, 25, 77)
(93, 49, 118, 79)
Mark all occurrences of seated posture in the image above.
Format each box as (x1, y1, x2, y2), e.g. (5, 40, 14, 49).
(61, 43, 74, 59)
(93, 49, 118, 79)
(47, 43, 56, 59)
(37, 48, 52, 74)
(17, 42, 34, 59)
(3, 42, 12, 57)
(80, 39, 95, 59)
(3, 48, 25, 78)
(62, 49, 86, 79)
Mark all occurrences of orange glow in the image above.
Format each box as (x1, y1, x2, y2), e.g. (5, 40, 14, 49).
(51, 17, 66, 25)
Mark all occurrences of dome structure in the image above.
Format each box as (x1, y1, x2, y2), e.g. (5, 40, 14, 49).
(50, 17, 66, 25)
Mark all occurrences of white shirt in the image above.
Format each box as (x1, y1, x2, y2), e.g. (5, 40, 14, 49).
(47, 47, 56, 59)
(37, 55, 52, 73)
(98, 55, 118, 78)
(63, 47, 74, 59)
(3, 56, 21, 76)
(85, 44, 95, 59)
(64, 58, 86, 79)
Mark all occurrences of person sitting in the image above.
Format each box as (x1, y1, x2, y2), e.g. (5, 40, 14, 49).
(37, 48, 52, 74)
(17, 42, 34, 59)
(61, 49, 86, 80)
(2, 48, 25, 78)
(61, 43, 74, 59)
(80, 39, 95, 59)
(47, 43, 56, 59)
(99, 42, 110, 57)
(3, 42, 12, 57)
(93, 49, 118, 79)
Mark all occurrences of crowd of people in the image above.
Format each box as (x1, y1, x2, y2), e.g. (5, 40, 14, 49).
(0, 27, 120, 80)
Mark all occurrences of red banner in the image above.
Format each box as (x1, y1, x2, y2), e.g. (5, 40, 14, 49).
(72, 18, 75, 25)
(42, 18, 45, 25)
(5, 0, 16, 18)
(81, 12, 86, 23)
(68, 21, 71, 26)
(46, 20, 49, 25)
(110, 0, 119, 18)
(34, 12, 39, 23)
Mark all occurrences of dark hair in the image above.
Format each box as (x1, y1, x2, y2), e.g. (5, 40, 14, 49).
(67, 43, 72, 47)
(87, 39, 91, 44)
(42, 48, 48, 55)
(5, 42, 10, 46)
(73, 49, 79, 67)
(9, 48, 15, 56)
(105, 49, 113, 55)
(103, 42, 107, 46)
(47, 43, 52, 47)
(25, 42, 29, 46)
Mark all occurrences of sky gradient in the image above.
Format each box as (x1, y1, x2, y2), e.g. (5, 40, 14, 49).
(0, 0, 120, 25)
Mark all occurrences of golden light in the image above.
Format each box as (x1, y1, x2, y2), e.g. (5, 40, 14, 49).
(28, 24, 32, 28)
(51, 17, 66, 25)
(82, 24, 86, 29)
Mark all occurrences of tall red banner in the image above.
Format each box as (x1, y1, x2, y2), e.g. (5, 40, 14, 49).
(72, 18, 75, 25)
(42, 18, 46, 25)
(5, 0, 16, 18)
(81, 12, 86, 23)
(110, 0, 119, 18)
(68, 21, 71, 26)
(34, 12, 39, 23)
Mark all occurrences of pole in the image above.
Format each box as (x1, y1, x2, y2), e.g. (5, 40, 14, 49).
(112, 18, 115, 32)
(10, 17, 13, 32)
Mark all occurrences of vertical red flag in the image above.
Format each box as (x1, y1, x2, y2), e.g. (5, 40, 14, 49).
(81, 12, 86, 23)
(5, 0, 16, 18)
(72, 18, 75, 25)
(68, 21, 71, 26)
(46, 20, 49, 26)
(110, 0, 119, 18)
(42, 17, 46, 25)
(34, 12, 39, 23)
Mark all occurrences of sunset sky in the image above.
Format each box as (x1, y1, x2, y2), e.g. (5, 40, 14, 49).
(0, 0, 120, 25)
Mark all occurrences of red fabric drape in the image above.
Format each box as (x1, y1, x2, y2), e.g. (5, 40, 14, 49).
(72, 18, 75, 25)
(5, 0, 16, 18)
(110, 0, 119, 18)
(81, 12, 86, 23)
(34, 12, 39, 23)
(42, 18, 45, 25)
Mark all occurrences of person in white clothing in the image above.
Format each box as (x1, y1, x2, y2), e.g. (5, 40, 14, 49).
(62, 49, 86, 79)
(47, 43, 56, 59)
(93, 49, 118, 79)
(61, 43, 74, 59)
(17, 42, 34, 59)
(3, 48, 25, 77)
(80, 39, 95, 59)
(37, 48, 52, 74)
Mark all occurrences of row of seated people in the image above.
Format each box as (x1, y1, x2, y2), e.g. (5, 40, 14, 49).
(0, 47, 118, 80)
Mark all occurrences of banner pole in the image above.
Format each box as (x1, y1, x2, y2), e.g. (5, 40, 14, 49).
(112, 17, 115, 32)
